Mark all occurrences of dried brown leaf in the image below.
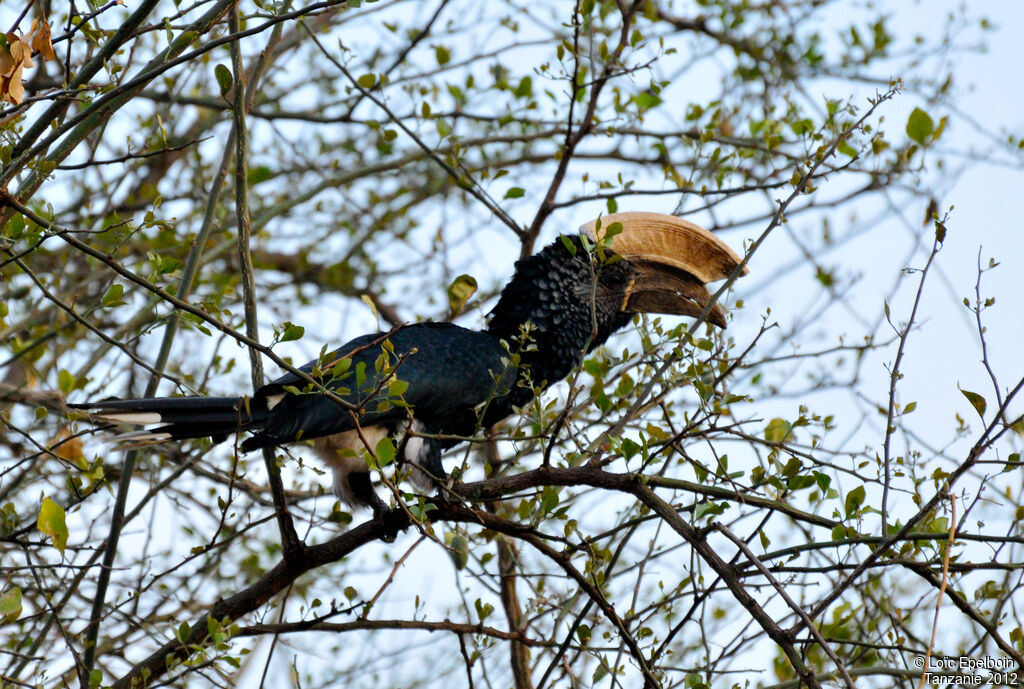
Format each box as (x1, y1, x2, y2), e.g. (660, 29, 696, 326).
(0, 47, 14, 78)
(3, 68, 25, 104)
(49, 428, 85, 464)
(0, 34, 37, 104)
(31, 16, 56, 61)
(8, 36, 35, 70)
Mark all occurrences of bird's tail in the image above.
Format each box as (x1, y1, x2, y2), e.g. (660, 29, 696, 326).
(70, 396, 266, 446)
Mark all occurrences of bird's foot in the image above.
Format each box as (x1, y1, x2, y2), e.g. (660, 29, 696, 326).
(372, 505, 407, 543)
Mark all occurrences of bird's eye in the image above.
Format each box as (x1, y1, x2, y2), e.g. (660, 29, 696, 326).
(600, 266, 630, 288)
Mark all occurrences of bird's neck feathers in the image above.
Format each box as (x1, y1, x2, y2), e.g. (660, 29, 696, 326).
(485, 235, 631, 387)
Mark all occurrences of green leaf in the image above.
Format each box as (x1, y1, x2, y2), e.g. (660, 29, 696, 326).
(38, 497, 68, 554)
(906, 107, 934, 145)
(514, 75, 532, 98)
(279, 321, 305, 342)
(633, 90, 662, 110)
(959, 387, 986, 419)
(156, 256, 181, 274)
(837, 139, 857, 157)
(844, 485, 866, 518)
(214, 63, 233, 97)
(434, 45, 451, 65)
(448, 534, 469, 570)
(101, 283, 126, 308)
(374, 436, 396, 468)
(248, 165, 273, 184)
(58, 369, 75, 394)
(0, 586, 22, 623)
(89, 670, 102, 689)
(357, 73, 376, 89)
(503, 187, 525, 199)
(474, 598, 494, 623)
(447, 274, 477, 317)
(787, 475, 816, 490)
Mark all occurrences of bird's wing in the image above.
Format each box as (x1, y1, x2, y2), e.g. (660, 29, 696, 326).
(244, 322, 513, 449)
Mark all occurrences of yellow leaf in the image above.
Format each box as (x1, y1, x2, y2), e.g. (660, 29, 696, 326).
(764, 418, 793, 444)
(38, 497, 68, 554)
(0, 587, 21, 623)
(447, 274, 477, 318)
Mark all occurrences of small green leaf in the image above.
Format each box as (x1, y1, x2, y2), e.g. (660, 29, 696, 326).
(902, 401, 917, 415)
(837, 139, 857, 157)
(514, 75, 532, 98)
(959, 387, 986, 419)
(906, 107, 934, 145)
(447, 274, 477, 317)
(89, 669, 102, 689)
(279, 321, 305, 342)
(214, 64, 233, 97)
(101, 283, 126, 308)
(448, 534, 469, 570)
(357, 73, 376, 89)
(0, 587, 22, 623)
(374, 436, 396, 468)
(474, 598, 494, 623)
(844, 485, 866, 518)
(633, 90, 661, 110)
(248, 165, 273, 184)
(503, 187, 525, 199)
(58, 369, 75, 394)
(434, 45, 451, 65)
(38, 497, 68, 554)
(388, 378, 409, 398)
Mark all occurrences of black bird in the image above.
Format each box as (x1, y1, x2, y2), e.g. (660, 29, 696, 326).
(72, 212, 748, 525)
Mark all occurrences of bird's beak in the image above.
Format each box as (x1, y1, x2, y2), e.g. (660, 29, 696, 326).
(580, 212, 749, 328)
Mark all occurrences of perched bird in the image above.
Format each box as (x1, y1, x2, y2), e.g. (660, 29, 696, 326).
(72, 212, 747, 527)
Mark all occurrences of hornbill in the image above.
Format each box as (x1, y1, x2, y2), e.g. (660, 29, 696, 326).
(72, 212, 748, 529)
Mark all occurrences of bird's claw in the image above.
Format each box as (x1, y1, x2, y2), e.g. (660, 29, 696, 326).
(372, 506, 407, 543)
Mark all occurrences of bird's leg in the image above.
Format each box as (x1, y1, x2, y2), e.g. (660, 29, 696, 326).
(418, 438, 452, 505)
(347, 471, 404, 542)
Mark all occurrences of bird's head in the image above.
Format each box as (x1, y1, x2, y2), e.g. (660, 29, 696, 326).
(487, 212, 748, 374)
(578, 211, 749, 329)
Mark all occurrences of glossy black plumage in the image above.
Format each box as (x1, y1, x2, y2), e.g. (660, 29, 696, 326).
(242, 322, 515, 451)
(73, 231, 728, 522)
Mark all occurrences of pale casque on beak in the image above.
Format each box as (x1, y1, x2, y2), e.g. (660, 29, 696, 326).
(580, 211, 749, 328)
